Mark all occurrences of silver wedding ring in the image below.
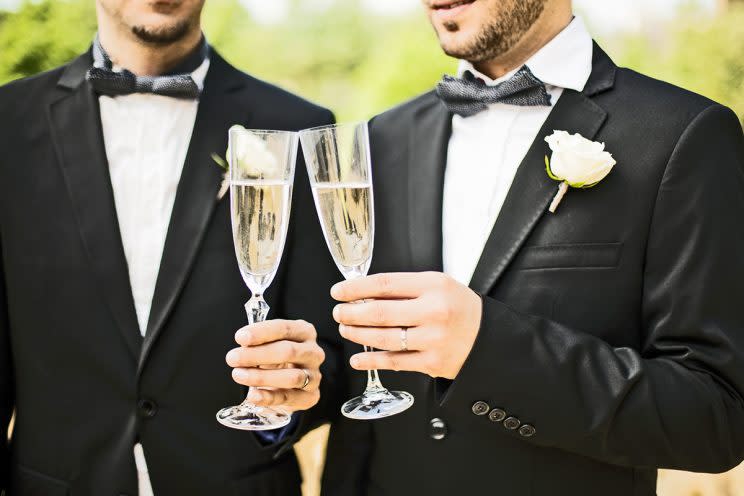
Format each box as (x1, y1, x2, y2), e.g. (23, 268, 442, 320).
(299, 368, 311, 390)
(400, 327, 409, 352)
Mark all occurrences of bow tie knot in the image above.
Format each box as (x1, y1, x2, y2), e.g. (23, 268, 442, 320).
(85, 35, 205, 100)
(436, 66, 552, 117)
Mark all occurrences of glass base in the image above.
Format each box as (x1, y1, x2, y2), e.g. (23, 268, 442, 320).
(341, 389, 414, 420)
(216, 403, 291, 431)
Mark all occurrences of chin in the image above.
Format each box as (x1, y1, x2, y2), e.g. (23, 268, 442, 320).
(131, 17, 192, 44)
(436, 29, 480, 59)
(115, 0, 202, 43)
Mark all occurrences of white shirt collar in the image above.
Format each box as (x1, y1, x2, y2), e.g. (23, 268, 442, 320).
(457, 15, 593, 93)
(190, 58, 210, 91)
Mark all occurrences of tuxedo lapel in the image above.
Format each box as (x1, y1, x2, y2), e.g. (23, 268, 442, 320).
(48, 52, 142, 358)
(407, 98, 452, 271)
(139, 53, 248, 373)
(469, 44, 615, 295)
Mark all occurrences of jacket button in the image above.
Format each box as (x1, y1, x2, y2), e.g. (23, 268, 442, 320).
(429, 418, 447, 440)
(503, 417, 521, 430)
(488, 408, 507, 423)
(471, 401, 490, 416)
(137, 398, 158, 418)
(519, 424, 536, 437)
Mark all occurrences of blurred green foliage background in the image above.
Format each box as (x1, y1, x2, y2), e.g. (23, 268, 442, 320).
(0, 0, 742, 121)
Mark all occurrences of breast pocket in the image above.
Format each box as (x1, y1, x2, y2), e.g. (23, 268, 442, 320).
(515, 242, 623, 271)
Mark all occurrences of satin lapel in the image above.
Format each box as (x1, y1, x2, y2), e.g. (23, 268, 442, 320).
(48, 53, 142, 358)
(407, 97, 452, 271)
(468, 88, 608, 295)
(138, 54, 247, 373)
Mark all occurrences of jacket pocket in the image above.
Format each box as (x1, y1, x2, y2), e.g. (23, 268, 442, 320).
(515, 242, 622, 271)
(10, 464, 69, 496)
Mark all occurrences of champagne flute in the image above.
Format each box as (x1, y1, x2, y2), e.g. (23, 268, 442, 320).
(216, 126, 298, 430)
(299, 122, 414, 420)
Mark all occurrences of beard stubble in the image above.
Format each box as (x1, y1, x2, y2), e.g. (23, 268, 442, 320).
(439, 0, 547, 62)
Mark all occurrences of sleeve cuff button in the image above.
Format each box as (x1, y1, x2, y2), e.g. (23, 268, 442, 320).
(471, 401, 490, 416)
(503, 417, 521, 430)
(488, 408, 506, 423)
(518, 424, 536, 437)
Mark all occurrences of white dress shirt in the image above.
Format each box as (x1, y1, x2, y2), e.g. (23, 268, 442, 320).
(98, 58, 210, 496)
(442, 16, 594, 286)
(100, 59, 210, 335)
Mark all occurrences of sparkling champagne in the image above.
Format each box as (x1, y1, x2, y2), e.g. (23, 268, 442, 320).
(311, 183, 373, 278)
(230, 179, 292, 292)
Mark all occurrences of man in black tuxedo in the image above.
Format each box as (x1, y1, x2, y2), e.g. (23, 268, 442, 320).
(320, 0, 744, 494)
(0, 0, 340, 494)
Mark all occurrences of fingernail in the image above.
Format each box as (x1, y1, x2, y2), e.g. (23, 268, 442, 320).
(232, 368, 249, 383)
(333, 305, 341, 322)
(331, 282, 342, 298)
(338, 324, 347, 336)
(350, 355, 361, 369)
(226, 349, 240, 365)
(235, 329, 252, 344)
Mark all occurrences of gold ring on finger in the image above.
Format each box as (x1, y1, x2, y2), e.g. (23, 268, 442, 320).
(299, 368, 311, 390)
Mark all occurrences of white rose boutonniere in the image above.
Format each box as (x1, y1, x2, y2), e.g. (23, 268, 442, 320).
(229, 125, 279, 178)
(544, 130, 616, 213)
(211, 125, 281, 200)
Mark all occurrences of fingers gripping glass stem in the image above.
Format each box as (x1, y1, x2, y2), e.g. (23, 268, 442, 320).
(340, 300, 414, 420)
(216, 296, 292, 430)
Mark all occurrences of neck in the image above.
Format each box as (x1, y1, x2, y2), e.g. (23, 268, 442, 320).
(96, 15, 202, 76)
(473, 8, 573, 80)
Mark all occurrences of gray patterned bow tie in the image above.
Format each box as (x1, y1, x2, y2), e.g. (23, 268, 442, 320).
(86, 36, 205, 99)
(436, 66, 552, 117)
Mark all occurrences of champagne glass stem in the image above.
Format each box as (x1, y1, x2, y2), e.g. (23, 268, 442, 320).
(364, 346, 387, 394)
(352, 297, 390, 394)
(239, 294, 269, 407)
(245, 293, 270, 325)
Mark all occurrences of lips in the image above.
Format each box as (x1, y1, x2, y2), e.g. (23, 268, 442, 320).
(431, 0, 476, 10)
(430, 0, 475, 21)
(150, 0, 181, 9)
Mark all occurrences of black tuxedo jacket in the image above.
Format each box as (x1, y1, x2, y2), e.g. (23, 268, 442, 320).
(0, 49, 341, 495)
(322, 45, 744, 495)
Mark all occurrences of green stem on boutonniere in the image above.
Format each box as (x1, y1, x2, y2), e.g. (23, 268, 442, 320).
(211, 152, 230, 200)
(549, 181, 569, 213)
(211, 152, 228, 171)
